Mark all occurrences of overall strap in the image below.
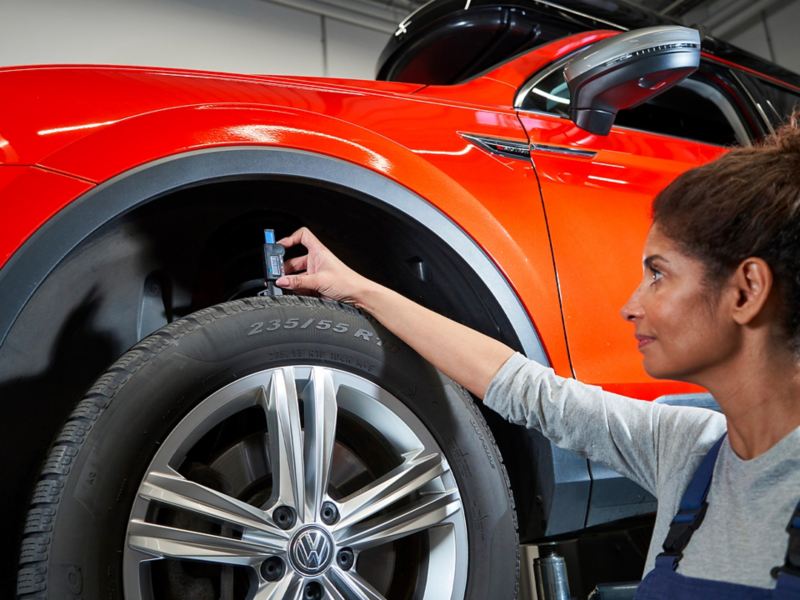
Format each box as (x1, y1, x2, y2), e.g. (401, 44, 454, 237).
(774, 500, 800, 594)
(655, 434, 727, 571)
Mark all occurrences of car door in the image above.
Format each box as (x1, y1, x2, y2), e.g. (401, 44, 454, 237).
(516, 58, 757, 397)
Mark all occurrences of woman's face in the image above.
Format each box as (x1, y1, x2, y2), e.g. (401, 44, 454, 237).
(621, 224, 738, 383)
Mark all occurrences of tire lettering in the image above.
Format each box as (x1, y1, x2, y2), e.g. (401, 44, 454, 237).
(249, 319, 359, 337)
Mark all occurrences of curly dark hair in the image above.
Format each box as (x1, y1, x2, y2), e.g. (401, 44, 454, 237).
(652, 114, 800, 353)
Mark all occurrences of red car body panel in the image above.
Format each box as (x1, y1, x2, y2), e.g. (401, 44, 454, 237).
(0, 166, 93, 267)
(519, 113, 724, 394)
(0, 63, 572, 376)
(1, 31, 738, 396)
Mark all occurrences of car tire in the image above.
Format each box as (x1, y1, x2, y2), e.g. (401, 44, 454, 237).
(16, 295, 518, 599)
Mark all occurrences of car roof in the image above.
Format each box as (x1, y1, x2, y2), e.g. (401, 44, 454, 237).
(377, 0, 800, 90)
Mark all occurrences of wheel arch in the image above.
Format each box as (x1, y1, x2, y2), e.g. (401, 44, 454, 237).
(0, 146, 546, 363)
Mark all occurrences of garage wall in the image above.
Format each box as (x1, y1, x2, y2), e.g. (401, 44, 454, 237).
(0, 0, 392, 79)
(683, 0, 800, 75)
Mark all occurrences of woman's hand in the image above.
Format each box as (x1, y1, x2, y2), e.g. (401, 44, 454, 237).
(275, 227, 373, 305)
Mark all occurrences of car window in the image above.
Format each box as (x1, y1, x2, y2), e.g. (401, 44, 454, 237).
(518, 62, 749, 146)
(747, 77, 800, 124)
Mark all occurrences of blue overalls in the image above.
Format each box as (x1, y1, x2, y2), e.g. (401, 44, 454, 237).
(636, 435, 800, 598)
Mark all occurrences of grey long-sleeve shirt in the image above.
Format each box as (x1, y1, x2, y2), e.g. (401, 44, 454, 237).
(484, 353, 800, 589)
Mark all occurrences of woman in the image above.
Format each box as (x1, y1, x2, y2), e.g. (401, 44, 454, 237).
(275, 120, 800, 598)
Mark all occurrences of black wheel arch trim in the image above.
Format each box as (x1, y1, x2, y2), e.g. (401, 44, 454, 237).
(0, 146, 548, 367)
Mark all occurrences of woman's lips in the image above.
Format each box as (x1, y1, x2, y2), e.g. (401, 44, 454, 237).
(636, 335, 656, 349)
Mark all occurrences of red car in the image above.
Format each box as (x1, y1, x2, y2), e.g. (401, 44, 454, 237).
(2, 1, 799, 598)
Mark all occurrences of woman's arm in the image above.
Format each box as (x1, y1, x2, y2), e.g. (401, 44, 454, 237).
(358, 284, 515, 399)
(275, 228, 514, 398)
(275, 228, 724, 495)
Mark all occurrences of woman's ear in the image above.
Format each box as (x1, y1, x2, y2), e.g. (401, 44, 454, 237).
(729, 257, 774, 325)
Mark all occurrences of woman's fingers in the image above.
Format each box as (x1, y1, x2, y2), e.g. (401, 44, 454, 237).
(275, 227, 357, 301)
(276, 228, 304, 249)
(276, 272, 320, 294)
(277, 227, 323, 252)
(283, 255, 308, 275)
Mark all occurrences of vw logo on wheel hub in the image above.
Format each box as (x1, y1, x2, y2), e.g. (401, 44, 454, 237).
(289, 526, 334, 575)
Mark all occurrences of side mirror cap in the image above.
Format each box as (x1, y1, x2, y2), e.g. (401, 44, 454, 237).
(565, 26, 701, 135)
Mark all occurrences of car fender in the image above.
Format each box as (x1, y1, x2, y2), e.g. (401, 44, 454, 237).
(1, 63, 571, 372)
(12, 103, 564, 360)
(38, 103, 452, 185)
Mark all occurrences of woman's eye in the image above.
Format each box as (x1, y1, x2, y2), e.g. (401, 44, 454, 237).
(649, 268, 663, 284)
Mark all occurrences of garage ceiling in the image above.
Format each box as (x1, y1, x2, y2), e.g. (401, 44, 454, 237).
(637, 0, 788, 39)
(266, 0, 428, 33)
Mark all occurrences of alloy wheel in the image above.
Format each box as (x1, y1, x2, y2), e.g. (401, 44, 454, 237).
(123, 366, 468, 599)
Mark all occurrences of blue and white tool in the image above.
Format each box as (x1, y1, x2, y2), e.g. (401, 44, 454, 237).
(261, 229, 285, 296)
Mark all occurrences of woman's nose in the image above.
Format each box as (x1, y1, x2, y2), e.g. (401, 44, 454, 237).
(620, 290, 644, 322)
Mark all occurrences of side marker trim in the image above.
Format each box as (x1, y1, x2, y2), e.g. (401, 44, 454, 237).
(460, 133, 531, 161)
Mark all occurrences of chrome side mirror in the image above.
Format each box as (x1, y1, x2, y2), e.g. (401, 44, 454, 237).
(565, 26, 701, 135)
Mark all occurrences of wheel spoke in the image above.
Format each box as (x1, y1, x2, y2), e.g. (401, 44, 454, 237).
(127, 519, 271, 565)
(320, 575, 348, 600)
(335, 490, 460, 550)
(326, 568, 388, 600)
(139, 468, 287, 541)
(334, 450, 447, 530)
(252, 573, 302, 600)
(260, 368, 305, 518)
(302, 367, 338, 520)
